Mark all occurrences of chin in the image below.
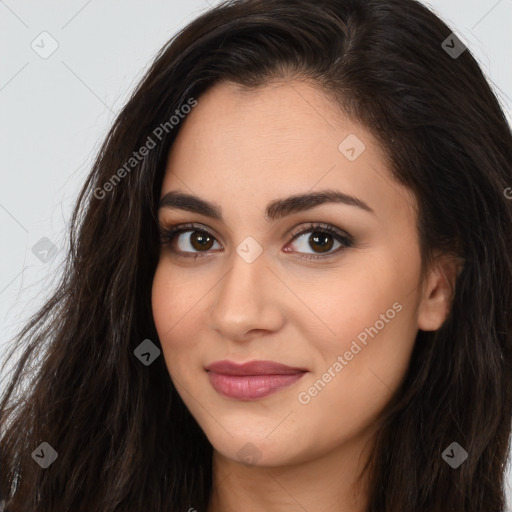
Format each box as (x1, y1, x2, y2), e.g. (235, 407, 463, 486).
(204, 423, 310, 467)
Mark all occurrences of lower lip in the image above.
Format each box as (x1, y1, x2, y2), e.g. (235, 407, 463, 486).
(207, 371, 306, 400)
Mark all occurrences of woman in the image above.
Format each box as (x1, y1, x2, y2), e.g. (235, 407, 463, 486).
(1, 0, 511, 510)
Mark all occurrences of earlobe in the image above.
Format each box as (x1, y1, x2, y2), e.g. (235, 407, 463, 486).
(417, 253, 464, 331)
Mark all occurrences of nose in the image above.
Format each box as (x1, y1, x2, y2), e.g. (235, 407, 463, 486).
(208, 247, 285, 342)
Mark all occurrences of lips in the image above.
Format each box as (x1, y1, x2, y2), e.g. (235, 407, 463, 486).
(205, 360, 308, 400)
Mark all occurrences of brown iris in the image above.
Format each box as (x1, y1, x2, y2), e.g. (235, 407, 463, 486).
(190, 231, 215, 251)
(308, 232, 334, 253)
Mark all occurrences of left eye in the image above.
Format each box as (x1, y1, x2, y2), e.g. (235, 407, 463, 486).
(287, 230, 346, 256)
(284, 224, 353, 259)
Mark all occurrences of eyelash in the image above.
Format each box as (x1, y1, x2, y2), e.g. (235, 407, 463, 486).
(158, 222, 354, 261)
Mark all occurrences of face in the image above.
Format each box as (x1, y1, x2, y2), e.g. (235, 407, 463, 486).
(151, 79, 448, 468)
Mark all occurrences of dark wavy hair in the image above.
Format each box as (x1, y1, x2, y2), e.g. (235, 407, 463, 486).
(1, 0, 511, 510)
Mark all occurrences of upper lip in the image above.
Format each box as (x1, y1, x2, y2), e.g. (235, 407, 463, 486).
(205, 360, 308, 376)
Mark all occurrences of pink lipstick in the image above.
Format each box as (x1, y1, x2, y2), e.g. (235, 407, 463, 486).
(205, 360, 307, 400)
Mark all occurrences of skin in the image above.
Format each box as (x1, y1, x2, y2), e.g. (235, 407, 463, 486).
(151, 79, 458, 511)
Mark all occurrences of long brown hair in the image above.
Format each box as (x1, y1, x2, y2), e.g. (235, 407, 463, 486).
(1, 0, 511, 510)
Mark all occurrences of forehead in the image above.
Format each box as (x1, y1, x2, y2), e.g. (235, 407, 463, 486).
(160, 80, 416, 225)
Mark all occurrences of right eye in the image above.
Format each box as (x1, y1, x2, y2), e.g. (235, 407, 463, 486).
(160, 223, 223, 259)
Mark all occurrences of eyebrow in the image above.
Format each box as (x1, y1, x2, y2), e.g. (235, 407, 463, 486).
(158, 189, 375, 221)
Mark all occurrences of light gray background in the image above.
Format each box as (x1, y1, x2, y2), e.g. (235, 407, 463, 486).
(1, 0, 511, 506)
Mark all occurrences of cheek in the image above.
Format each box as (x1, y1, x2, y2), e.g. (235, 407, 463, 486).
(307, 256, 416, 356)
(152, 259, 212, 331)
(151, 263, 204, 376)
(296, 253, 420, 416)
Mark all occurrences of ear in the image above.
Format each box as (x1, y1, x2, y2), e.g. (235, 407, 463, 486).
(417, 252, 464, 331)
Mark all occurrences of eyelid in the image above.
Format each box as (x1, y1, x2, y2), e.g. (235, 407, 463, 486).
(287, 222, 353, 245)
